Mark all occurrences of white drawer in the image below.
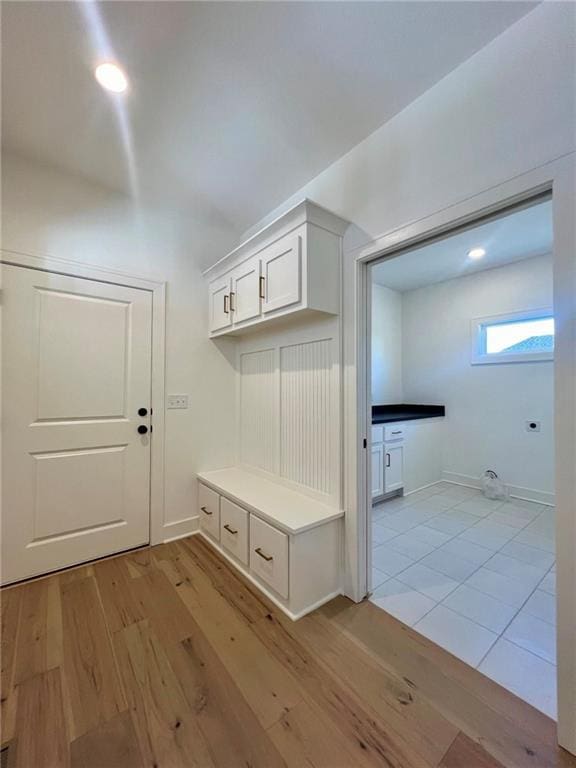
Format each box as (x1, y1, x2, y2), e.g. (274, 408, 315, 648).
(220, 497, 249, 565)
(198, 483, 220, 541)
(371, 424, 384, 444)
(384, 424, 405, 442)
(250, 515, 289, 599)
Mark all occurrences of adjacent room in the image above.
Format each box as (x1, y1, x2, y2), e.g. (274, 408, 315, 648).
(1, 2, 575, 766)
(369, 198, 557, 717)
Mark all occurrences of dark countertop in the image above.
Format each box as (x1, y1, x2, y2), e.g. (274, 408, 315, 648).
(372, 404, 445, 424)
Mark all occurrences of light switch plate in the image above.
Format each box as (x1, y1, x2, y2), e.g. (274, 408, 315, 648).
(167, 394, 189, 409)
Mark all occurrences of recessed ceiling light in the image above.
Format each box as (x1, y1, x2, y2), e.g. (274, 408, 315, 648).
(468, 247, 486, 260)
(95, 62, 128, 93)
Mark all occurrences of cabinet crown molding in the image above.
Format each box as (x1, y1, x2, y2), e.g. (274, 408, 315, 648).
(203, 198, 349, 280)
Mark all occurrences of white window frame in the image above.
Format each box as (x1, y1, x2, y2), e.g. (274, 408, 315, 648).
(471, 307, 554, 365)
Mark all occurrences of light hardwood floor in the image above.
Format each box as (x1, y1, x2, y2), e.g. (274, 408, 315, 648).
(1, 535, 574, 768)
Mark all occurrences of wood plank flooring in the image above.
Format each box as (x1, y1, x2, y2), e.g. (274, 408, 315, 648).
(1, 535, 574, 768)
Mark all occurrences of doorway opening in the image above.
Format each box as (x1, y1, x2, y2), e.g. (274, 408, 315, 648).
(367, 196, 557, 717)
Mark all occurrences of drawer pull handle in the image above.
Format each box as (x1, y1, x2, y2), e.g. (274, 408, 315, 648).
(223, 294, 230, 314)
(229, 291, 236, 312)
(259, 276, 266, 299)
(223, 524, 238, 535)
(255, 547, 273, 562)
(391, 430, 402, 435)
(201, 506, 212, 516)
(386, 453, 391, 468)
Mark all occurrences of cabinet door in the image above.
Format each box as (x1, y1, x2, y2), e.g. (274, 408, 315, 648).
(198, 483, 220, 541)
(250, 515, 289, 598)
(220, 497, 249, 565)
(261, 232, 301, 314)
(371, 443, 384, 498)
(384, 444, 404, 493)
(209, 275, 232, 333)
(231, 256, 261, 325)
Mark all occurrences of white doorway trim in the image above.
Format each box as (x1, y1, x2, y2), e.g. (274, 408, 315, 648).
(1, 248, 167, 548)
(343, 153, 576, 753)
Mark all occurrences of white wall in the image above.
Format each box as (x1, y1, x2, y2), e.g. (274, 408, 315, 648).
(402, 255, 554, 497)
(371, 283, 402, 404)
(241, 2, 575, 249)
(233, 1, 575, 609)
(1, 152, 240, 539)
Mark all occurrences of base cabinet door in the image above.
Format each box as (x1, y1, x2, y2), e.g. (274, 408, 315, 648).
(220, 497, 249, 565)
(261, 232, 301, 314)
(371, 443, 384, 498)
(199, 483, 220, 540)
(250, 515, 289, 598)
(384, 444, 404, 493)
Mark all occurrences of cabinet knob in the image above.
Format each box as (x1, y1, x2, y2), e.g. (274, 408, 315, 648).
(138, 407, 148, 417)
(138, 425, 148, 435)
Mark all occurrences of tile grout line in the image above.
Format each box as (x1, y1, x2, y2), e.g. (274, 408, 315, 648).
(372, 484, 554, 645)
(474, 563, 558, 670)
(371, 484, 557, 714)
(374, 488, 545, 592)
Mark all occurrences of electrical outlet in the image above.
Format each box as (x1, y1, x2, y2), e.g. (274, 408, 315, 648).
(526, 420, 541, 433)
(167, 394, 189, 409)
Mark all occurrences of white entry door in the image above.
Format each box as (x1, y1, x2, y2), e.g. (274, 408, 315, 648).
(2, 265, 153, 584)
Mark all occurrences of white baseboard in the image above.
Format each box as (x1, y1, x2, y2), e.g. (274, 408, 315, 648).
(441, 471, 555, 506)
(403, 480, 444, 496)
(162, 516, 200, 543)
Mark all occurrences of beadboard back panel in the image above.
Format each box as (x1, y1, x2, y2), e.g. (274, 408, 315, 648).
(280, 339, 333, 495)
(237, 317, 341, 507)
(239, 348, 277, 474)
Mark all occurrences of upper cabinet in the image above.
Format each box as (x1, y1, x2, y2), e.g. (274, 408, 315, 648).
(205, 200, 349, 337)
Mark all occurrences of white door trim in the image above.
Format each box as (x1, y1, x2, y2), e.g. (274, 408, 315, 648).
(1, 248, 167, 548)
(344, 153, 576, 753)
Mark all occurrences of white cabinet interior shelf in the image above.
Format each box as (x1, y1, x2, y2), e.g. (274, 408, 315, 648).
(204, 199, 348, 337)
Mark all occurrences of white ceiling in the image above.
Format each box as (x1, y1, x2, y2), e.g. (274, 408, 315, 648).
(371, 199, 553, 292)
(3, 1, 537, 243)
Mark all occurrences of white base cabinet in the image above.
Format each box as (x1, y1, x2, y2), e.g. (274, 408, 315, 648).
(220, 497, 249, 566)
(384, 443, 404, 493)
(371, 423, 404, 500)
(198, 483, 220, 539)
(249, 515, 289, 599)
(197, 468, 343, 620)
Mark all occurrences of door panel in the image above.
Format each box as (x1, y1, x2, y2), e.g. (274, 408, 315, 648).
(232, 257, 261, 324)
(33, 446, 127, 539)
(384, 444, 404, 493)
(2, 265, 153, 584)
(209, 275, 232, 332)
(36, 289, 129, 419)
(261, 232, 301, 314)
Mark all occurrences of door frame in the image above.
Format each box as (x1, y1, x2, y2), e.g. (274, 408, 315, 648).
(1, 248, 167, 548)
(343, 154, 576, 752)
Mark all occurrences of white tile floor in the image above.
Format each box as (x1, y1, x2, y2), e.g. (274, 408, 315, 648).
(371, 482, 557, 718)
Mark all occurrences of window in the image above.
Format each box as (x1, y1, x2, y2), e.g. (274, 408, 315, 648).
(471, 309, 554, 365)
